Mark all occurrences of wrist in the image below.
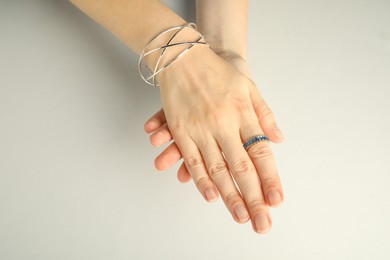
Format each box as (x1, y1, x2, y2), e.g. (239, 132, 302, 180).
(156, 44, 217, 89)
(201, 36, 247, 60)
(206, 41, 247, 61)
(143, 26, 206, 74)
(140, 24, 211, 86)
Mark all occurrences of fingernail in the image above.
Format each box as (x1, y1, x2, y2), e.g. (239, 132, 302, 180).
(267, 190, 282, 207)
(205, 188, 217, 202)
(254, 213, 270, 233)
(273, 126, 285, 141)
(234, 204, 250, 222)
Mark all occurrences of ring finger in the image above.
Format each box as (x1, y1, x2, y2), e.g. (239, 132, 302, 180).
(240, 122, 284, 208)
(217, 128, 272, 234)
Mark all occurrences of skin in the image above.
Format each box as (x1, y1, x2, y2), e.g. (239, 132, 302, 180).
(70, 0, 285, 234)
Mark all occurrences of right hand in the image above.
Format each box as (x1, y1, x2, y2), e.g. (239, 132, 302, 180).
(150, 46, 284, 233)
(145, 51, 285, 188)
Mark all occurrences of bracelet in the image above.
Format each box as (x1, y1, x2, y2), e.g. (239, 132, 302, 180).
(138, 23, 210, 87)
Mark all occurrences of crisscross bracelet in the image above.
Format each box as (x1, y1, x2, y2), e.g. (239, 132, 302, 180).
(138, 23, 210, 87)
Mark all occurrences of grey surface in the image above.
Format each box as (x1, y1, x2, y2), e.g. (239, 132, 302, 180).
(1, 0, 389, 259)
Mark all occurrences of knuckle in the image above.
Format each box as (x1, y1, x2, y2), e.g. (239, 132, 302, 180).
(194, 136, 209, 149)
(247, 199, 267, 213)
(226, 192, 244, 207)
(195, 176, 209, 188)
(207, 112, 239, 138)
(236, 102, 254, 119)
(168, 120, 181, 130)
(232, 158, 253, 177)
(262, 175, 281, 190)
(237, 102, 252, 112)
(260, 105, 274, 119)
(214, 124, 235, 140)
(185, 155, 203, 170)
(208, 161, 228, 178)
(248, 143, 273, 159)
(208, 107, 225, 122)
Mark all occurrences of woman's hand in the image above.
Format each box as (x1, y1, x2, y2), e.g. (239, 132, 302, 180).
(147, 45, 284, 233)
(144, 51, 285, 187)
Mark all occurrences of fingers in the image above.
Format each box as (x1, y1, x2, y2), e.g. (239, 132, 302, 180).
(176, 136, 220, 203)
(147, 120, 182, 173)
(153, 141, 192, 183)
(247, 142, 284, 207)
(240, 118, 284, 208)
(177, 161, 192, 183)
(149, 124, 172, 147)
(154, 142, 182, 171)
(144, 108, 166, 134)
(196, 135, 251, 224)
(144, 88, 284, 234)
(216, 129, 272, 234)
(248, 83, 285, 143)
(152, 140, 193, 183)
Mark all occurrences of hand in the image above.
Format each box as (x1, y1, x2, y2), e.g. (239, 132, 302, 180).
(146, 45, 284, 234)
(144, 51, 285, 187)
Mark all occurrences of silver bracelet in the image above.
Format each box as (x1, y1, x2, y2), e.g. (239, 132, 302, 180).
(138, 23, 210, 87)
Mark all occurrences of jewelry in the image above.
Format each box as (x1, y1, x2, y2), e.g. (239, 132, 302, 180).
(138, 23, 210, 87)
(243, 134, 270, 151)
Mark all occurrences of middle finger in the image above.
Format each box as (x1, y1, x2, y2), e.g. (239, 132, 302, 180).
(196, 134, 251, 224)
(217, 129, 272, 234)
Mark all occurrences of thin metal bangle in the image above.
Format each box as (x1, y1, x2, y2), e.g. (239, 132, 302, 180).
(144, 38, 208, 84)
(151, 26, 186, 86)
(138, 23, 196, 86)
(138, 23, 210, 87)
(138, 23, 205, 86)
(139, 39, 208, 86)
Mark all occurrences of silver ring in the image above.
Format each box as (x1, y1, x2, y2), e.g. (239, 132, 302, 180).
(243, 134, 269, 151)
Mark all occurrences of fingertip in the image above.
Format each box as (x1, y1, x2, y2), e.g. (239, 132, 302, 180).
(149, 134, 161, 147)
(252, 213, 272, 234)
(204, 187, 219, 203)
(144, 121, 156, 134)
(265, 126, 285, 144)
(270, 137, 284, 144)
(177, 165, 192, 183)
(154, 157, 166, 172)
(267, 189, 284, 208)
(144, 122, 153, 134)
(178, 175, 191, 183)
(272, 126, 285, 142)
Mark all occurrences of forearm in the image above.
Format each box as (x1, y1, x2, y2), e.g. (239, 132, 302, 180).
(196, 0, 248, 59)
(69, 0, 188, 55)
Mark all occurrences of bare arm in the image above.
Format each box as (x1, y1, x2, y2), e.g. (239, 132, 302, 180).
(196, 0, 248, 59)
(196, 0, 251, 78)
(70, 0, 284, 234)
(70, 0, 185, 55)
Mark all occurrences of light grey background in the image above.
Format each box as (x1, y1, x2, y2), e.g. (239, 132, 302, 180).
(1, 0, 389, 259)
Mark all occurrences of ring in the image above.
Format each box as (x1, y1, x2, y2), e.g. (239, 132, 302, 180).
(243, 134, 270, 151)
